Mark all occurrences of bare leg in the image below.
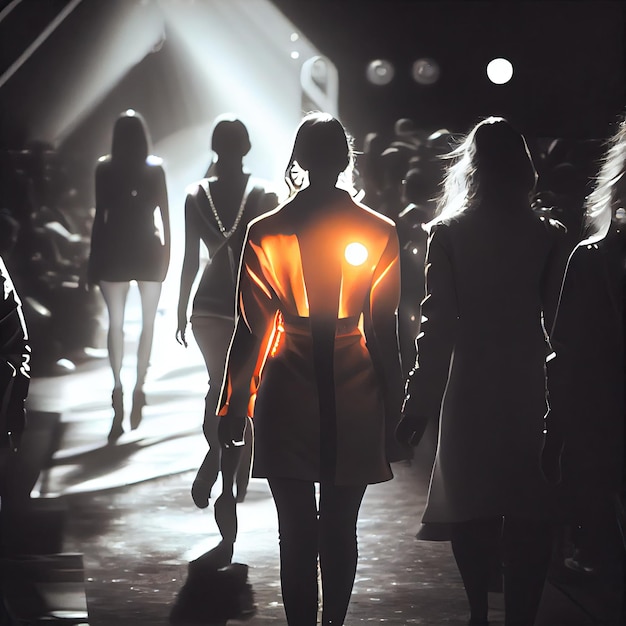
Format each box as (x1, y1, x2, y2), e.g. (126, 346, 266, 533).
(214, 446, 243, 545)
(99, 281, 130, 442)
(190, 316, 235, 508)
(135, 281, 162, 389)
(131, 281, 162, 429)
(99, 281, 130, 390)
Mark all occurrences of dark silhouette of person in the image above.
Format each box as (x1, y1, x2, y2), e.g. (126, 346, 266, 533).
(87, 109, 170, 443)
(543, 116, 625, 617)
(0, 254, 30, 460)
(175, 115, 278, 514)
(216, 112, 407, 626)
(395, 167, 437, 377)
(0, 252, 30, 623)
(398, 117, 565, 626)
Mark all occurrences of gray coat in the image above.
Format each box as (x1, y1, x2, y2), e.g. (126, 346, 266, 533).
(404, 207, 564, 523)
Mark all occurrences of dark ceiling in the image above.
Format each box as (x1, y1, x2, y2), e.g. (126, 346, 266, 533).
(272, 0, 626, 140)
(0, 0, 624, 150)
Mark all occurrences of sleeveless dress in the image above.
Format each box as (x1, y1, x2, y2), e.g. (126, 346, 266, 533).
(186, 176, 276, 319)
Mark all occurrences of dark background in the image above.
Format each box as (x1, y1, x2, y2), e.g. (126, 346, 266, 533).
(272, 0, 625, 141)
(0, 0, 624, 173)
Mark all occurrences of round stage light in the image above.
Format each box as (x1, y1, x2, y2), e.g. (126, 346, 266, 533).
(412, 58, 440, 85)
(486, 58, 513, 84)
(366, 59, 395, 86)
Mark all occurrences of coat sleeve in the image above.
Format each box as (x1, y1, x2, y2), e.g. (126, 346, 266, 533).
(540, 216, 569, 337)
(0, 256, 30, 451)
(545, 245, 589, 438)
(217, 226, 279, 418)
(364, 225, 407, 461)
(402, 223, 458, 420)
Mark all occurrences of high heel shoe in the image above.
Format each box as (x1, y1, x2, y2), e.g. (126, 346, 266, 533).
(191, 476, 212, 509)
(107, 387, 124, 444)
(130, 387, 146, 430)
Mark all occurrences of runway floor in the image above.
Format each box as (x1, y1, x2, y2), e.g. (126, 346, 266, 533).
(2, 306, 624, 625)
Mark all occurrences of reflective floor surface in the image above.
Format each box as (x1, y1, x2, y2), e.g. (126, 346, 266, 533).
(4, 308, 624, 625)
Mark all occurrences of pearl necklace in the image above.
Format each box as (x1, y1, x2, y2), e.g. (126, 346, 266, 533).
(203, 178, 249, 239)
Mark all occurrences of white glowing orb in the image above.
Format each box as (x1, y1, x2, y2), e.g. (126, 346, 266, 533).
(486, 58, 513, 84)
(345, 242, 368, 266)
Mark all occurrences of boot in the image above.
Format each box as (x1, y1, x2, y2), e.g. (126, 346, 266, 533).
(107, 387, 124, 443)
(130, 387, 145, 430)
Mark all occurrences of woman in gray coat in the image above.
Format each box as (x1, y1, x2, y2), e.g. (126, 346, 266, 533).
(398, 117, 564, 626)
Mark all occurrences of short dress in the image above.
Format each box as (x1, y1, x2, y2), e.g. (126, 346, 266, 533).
(183, 176, 278, 320)
(88, 157, 169, 283)
(218, 188, 404, 486)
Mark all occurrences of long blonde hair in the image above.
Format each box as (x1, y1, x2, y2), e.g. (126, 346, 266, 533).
(429, 116, 536, 228)
(581, 116, 626, 244)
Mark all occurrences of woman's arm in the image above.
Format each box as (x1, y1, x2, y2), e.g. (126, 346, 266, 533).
(217, 229, 277, 426)
(155, 164, 171, 280)
(87, 162, 106, 286)
(400, 225, 458, 438)
(365, 226, 406, 460)
(176, 194, 201, 345)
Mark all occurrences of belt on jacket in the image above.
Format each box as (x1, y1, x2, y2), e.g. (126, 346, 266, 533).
(281, 313, 360, 337)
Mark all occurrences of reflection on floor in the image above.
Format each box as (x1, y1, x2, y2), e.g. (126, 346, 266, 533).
(1, 308, 624, 625)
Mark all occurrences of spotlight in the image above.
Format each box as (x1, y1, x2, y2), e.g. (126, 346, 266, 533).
(486, 58, 513, 84)
(366, 59, 394, 86)
(411, 58, 440, 85)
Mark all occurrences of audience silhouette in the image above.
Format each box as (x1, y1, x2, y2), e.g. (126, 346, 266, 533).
(0, 252, 30, 623)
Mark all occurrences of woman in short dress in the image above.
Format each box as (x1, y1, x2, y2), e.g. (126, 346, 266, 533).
(88, 109, 170, 443)
(176, 116, 277, 512)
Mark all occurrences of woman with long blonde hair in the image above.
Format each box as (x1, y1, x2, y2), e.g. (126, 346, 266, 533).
(398, 117, 565, 626)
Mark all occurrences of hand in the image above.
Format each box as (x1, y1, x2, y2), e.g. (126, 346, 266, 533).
(395, 413, 428, 447)
(218, 415, 247, 449)
(540, 431, 564, 486)
(175, 325, 188, 347)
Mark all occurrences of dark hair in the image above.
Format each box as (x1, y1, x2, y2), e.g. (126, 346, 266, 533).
(431, 116, 536, 225)
(111, 109, 150, 165)
(285, 112, 354, 192)
(211, 116, 251, 158)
